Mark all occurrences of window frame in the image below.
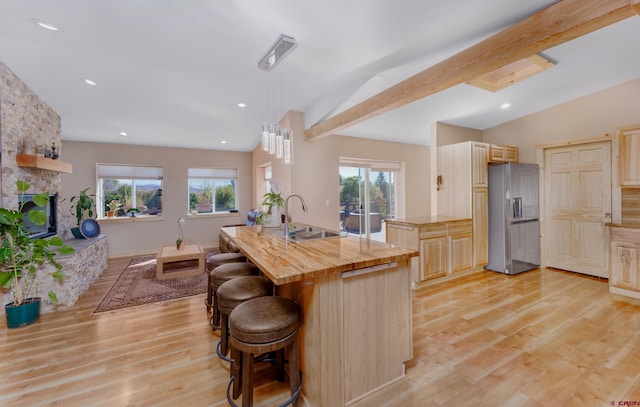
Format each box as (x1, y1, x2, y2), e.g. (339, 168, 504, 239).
(187, 167, 239, 217)
(96, 164, 164, 220)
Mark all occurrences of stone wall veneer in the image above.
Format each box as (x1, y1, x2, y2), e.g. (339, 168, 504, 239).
(0, 62, 62, 205)
(0, 62, 107, 313)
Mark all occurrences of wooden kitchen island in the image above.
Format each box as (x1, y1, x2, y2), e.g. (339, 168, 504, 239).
(220, 225, 418, 407)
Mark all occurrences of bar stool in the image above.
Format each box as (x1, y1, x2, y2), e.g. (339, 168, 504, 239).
(205, 252, 247, 312)
(228, 296, 301, 407)
(209, 262, 260, 330)
(217, 275, 273, 358)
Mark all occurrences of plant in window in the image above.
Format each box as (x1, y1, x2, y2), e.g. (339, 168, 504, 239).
(106, 200, 121, 217)
(195, 185, 213, 213)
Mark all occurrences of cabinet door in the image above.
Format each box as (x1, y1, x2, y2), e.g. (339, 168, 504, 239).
(342, 262, 412, 403)
(619, 126, 640, 186)
(420, 237, 447, 280)
(473, 187, 489, 267)
(610, 240, 639, 291)
(504, 146, 519, 162)
(472, 142, 489, 187)
(489, 144, 519, 163)
(450, 232, 473, 273)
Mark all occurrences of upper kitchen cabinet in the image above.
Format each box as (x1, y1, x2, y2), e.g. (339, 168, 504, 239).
(619, 124, 640, 187)
(489, 144, 519, 163)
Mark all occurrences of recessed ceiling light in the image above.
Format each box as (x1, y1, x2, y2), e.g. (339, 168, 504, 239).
(34, 20, 60, 31)
(501, 103, 511, 109)
(221, 140, 227, 144)
(84, 79, 97, 86)
(119, 132, 128, 136)
(238, 103, 246, 108)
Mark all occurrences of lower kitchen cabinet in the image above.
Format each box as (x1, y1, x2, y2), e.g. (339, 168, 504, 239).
(387, 217, 472, 283)
(609, 225, 640, 298)
(420, 237, 448, 280)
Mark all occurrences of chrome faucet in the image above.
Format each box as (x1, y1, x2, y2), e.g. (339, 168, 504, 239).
(284, 194, 308, 238)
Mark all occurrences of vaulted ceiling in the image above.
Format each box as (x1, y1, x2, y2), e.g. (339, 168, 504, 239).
(1, 0, 639, 152)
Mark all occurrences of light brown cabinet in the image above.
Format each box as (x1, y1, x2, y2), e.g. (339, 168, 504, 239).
(437, 141, 490, 268)
(489, 144, 519, 163)
(609, 226, 640, 299)
(619, 125, 640, 187)
(386, 217, 472, 282)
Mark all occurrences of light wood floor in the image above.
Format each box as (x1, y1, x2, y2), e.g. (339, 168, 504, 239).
(2, 260, 640, 407)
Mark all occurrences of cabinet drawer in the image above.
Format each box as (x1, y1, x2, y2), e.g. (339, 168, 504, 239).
(447, 219, 472, 235)
(419, 223, 447, 239)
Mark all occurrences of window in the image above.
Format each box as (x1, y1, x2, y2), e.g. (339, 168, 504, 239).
(339, 159, 402, 242)
(97, 164, 163, 219)
(188, 168, 238, 215)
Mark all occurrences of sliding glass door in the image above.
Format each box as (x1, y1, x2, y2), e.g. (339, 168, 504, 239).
(339, 160, 399, 242)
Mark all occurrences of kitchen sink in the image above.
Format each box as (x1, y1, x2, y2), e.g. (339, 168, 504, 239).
(286, 227, 343, 242)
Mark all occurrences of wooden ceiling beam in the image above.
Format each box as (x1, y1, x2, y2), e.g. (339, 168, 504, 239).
(305, 0, 640, 142)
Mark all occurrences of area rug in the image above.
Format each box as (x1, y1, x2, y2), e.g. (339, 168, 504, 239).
(94, 249, 218, 313)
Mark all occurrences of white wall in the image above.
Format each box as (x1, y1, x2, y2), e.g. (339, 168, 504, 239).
(482, 77, 640, 162)
(252, 111, 431, 231)
(60, 141, 252, 257)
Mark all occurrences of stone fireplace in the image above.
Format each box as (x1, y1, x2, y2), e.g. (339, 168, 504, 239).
(0, 62, 107, 313)
(1, 62, 63, 208)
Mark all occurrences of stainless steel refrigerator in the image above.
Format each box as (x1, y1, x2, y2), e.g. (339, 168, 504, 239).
(486, 163, 540, 275)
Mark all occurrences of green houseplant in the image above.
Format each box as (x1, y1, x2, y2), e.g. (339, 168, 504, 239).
(68, 187, 96, 238)
(0, 181, 76, 328)
(257, 190, 284, 227)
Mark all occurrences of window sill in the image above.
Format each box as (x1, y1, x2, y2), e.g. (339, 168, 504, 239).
(187, 212, 241, 220)
(98, 215, 164, 223)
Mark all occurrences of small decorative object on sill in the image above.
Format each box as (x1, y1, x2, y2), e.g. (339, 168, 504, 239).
(176, 217, 185, 250)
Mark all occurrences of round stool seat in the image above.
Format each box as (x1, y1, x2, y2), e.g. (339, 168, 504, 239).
(206, 252, 246, 271)
(218, 276, 273, 315)
(228, 296, 302, 406)
(230, 296, 299, 345)
(210, 262, 260, 288)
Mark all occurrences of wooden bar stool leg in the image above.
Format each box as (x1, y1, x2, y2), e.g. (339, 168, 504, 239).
(211, 290, 220, 327)
(241, 351, 254, 407)
(276, 349, 285, 382)
(206, 283, 213, 312)
(231, 346, 242, 399)
(288, 340, 300, 407)
(220, 313, 229, 355)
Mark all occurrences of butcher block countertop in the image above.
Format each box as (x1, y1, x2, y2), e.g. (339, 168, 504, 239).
(220, 225, 418, 285)
(386, 215, 471, 227)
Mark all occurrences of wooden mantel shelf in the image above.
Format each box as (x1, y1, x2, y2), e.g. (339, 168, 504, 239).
(16, 154, 72, 174)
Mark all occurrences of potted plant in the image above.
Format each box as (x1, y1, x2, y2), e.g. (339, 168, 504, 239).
(126, 207, 140, 218)
(194, 185, 213, 213)
(0, 180, 76, 328)
(257, 190, 284, 228)
(106, 199, 121, 218)
(68, 187, 96, 238)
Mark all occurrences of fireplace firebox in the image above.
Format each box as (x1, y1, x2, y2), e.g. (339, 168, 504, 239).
(19, 194, 57, 239)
